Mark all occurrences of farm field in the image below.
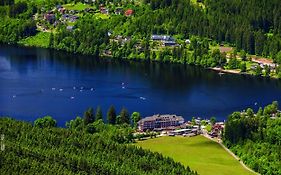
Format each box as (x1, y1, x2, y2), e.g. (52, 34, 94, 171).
(135, 136, 255, 175)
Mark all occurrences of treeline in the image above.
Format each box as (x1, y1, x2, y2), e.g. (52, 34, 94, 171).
(0, 115, 196, 174)
(223, 101, 281, 174)
(66, 106, 141, 134)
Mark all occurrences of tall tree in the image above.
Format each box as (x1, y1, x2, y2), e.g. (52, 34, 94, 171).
(65, 116, 83, 131)
(107, 105, 116, 124)
(83, 107, 95, 126)
(34, 116, 57, 128)
(210, 116, 216, 126)
(119, 108, 130, 124)
(131, 112, 141, 129)
(95, 106, 103, 121)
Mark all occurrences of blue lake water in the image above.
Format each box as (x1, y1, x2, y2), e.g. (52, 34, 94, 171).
(0, 45, 281, 126)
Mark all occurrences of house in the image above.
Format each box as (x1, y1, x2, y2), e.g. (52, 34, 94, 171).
(185, 39, 191, 44)
(151, 35, 174, 41)
(84, 0, 95, 3)
(44, 12, 56, 24)
(151, 34, 178, 46)
(210, 123, 224, 138)
(125, 9, 134, 16)
(115, 7, 123, 15)
(100, 6, 109, 14)
(56, 5, 62, 9)
(137, 114, 185, 131)
(58, 7, 66, 14)
(112, 35, 131, 45)
(67, 26, 75, 31)
(69, 15, 79, 22)
(162, 40, 178, 47)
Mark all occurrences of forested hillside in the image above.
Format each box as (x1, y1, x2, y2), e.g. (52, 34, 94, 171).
(143, 0, 281, 58)
(223, 101, 281, 175)
(0, 0, 281, 73)
(0, 117, 196, 174)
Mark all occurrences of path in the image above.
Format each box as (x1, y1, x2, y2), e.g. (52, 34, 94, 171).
(202, 133, 259, 175)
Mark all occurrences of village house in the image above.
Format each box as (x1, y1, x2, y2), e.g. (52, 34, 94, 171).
(56, 5, 66, 14)
(100, 6, 109, 15)
(210, 122, 224, 138)
(151, 35, 174, 41)
(67, 25, 75, 31)
(162, 40, 178, 47)
(44, 12, 56, 24)
(138, 114, 184, 131)
(84, 0, 96, 3)
(115, 7, 123, 15)
(185, 39, 191, 44)
(112, 35, 131, 45)
(151, 35, 178, 46)
(125, 9, 134, 16)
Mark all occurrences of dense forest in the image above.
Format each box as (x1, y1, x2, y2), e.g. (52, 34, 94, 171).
(0, 112, 196, 174)
(144, 0, 281, 58)
(223, 101, 281, 175)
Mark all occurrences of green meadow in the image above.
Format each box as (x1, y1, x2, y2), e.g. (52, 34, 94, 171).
(63, 3, 92, 11)
(18, 32, 50, 48)
(136, 136, 255, 175)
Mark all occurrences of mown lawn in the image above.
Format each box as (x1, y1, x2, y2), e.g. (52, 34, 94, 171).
(135, 136, 255, 175)
(63, 3, 92, 11)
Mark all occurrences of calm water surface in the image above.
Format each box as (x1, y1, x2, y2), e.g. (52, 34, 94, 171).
(0, 45, 281, 126)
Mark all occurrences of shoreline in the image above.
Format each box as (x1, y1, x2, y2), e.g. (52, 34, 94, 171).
(208, 67, 279, 80)
(208, 67, 241, 74)
(1, 43, 280, 80)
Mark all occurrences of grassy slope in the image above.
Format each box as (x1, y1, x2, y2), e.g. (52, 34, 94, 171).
(18, 32, 50, 48)
(63, 3, 92, 11)
(136, 136, 254, 175)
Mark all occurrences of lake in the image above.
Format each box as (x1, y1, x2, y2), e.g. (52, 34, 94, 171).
(0, 45, 281, 126)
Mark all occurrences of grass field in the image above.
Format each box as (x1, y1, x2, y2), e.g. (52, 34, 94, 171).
(18, 32, 50, 48)
(63, 3, 92, 11)
(135, 136, 254, 175)
(94, 13, 110, 19)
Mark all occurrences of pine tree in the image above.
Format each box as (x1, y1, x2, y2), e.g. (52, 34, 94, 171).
(107, 105, 116, 124)
(119, 108, 130, 124)
(83, 107, 95, 126)
(95, 106, 103, 121)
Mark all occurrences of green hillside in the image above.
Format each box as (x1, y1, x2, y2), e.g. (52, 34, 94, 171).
(136, 136, 254, 175)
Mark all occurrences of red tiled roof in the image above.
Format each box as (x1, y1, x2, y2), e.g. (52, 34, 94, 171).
(125, 9, 134, 16)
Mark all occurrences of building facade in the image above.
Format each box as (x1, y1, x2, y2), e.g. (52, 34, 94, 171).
(138, 114, 184, 131)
